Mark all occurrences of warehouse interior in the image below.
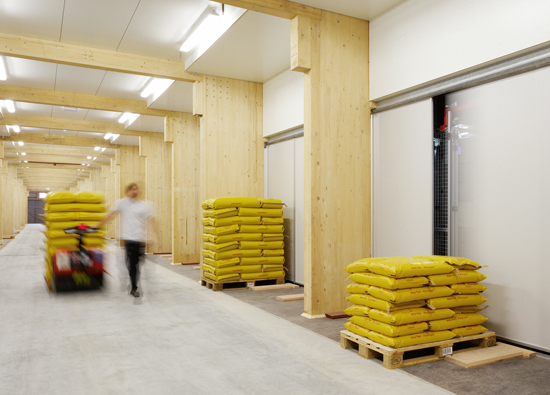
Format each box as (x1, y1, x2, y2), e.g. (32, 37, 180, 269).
(1, 0, 550, 394)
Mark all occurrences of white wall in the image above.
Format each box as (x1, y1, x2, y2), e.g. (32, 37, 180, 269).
(263, 69, 304, 137)
(370, 0, 550, 100)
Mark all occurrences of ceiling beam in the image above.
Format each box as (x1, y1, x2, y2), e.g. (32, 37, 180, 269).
(13, 162, 91, 170)
(1, 133, 129, 147)
(17, 169, 89, 176)
(211, 0, 322, 20)
(10, 153, 107, 164)
(0, 114, 159, 137)
(0, 85, 180, 118)
(0, 32, 201, 83)
(6, 145, 113, 158)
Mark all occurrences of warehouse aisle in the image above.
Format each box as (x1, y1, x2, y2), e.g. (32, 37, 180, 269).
(0, 225, 453, 395)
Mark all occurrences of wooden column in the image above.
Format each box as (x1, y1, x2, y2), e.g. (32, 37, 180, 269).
(119, 146, 145, 198)
(296, 12, 371, 316)
(2, 165, 15, 237)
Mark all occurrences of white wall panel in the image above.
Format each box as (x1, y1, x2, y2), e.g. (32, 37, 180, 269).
(372, 99, 432, 257)
(263, 70, 304, 137)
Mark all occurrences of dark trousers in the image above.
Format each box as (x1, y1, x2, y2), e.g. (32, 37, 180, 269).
(124, 240, 144, 291)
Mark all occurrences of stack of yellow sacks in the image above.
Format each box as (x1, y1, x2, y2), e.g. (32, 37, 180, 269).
(343, 256, 488, 348)
(43, 191, 106, 288)
(201, 197, 286, 283)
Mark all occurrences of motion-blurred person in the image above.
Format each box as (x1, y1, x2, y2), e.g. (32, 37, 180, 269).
(94, 182, 158, 297)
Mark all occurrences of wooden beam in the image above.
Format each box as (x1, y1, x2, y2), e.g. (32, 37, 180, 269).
(17, 169, 88, 176)
(0, 114, 159, 137)
(6, 145, 113, 158)
(1, 133, 124, 147)
(211, 0, 322, 20)
(13, 162, 90, 170)
(0, 85, 180, 118)
(10, 153, 107, 164)
(192, 77, 204, 116)
(291, 15, 311, 72)
(0, 32, 201, 82)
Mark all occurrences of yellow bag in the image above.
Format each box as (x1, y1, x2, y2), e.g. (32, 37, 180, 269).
(344, 305, 371, 317)
(216, 265, 262, 276)
(203, 257, 240, 269)
(203, 272, 240, 282)
(203, 216, 261, 227)
(201, 263, 216, 274)
(427, 295, 488, 309)
(347, 294, 425, 312)
(46, 203, 106, 213)
(202, 249, 262, 260)
(47, 221, 101, 230)
(240, 225, 284, 234)
(240, 256, 285, 265)
(429, 313, 488, 331)
(76, 191, 104, 203)
(344, 321, 371, 338)
(345, 257, 390, 274)
(262, 264, 284, 272)
(351, 316, 429, 337)
(350, 273, 429, 290)
(202, 233, 215, 242)
(203, 225, 239, 235)
(369, 308, 455, 325)
(263, 234, 284, 241)
(215, 233, 263, 243)
(367, 330, 456, 348)
(260, 199, 284, 209)
(202, 241, 239, 252)
(48, 246, 78, 256)
(78, 212, 106, 222)
(239, 208, 283, 217)
(241, 270, 285, 280)
(240, 241, 284, 250)
(428, 270, 487, 286)
(262, 249, 285, 256)
(47, 230, 78, 239)
(451, 305, 485, 314)
(368, 285, 454, 304)
(451, 325, 488, 337)
(44, 212, 79, 222)
(261, 218, 284, 225)
(45, 191, 76, 204)
(368, 258, 455, 278)
(203, 208, 238, 218)
(346, 283, 370, 294)
(83, 237, 104, 247)
(201, 197, 262, 209)
(47, 237, 79, 248)
(450, 283, 487, 294)
(414, 255, 482, 270)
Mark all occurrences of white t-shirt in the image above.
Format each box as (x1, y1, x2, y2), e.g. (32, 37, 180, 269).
(113, 197, 156, 242)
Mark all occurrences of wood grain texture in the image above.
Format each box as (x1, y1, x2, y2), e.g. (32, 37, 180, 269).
(303, 12, 370, 315)
(210, 0, 322, 20)
(291, 15, 311, 72)
(2, 166, 15, 237)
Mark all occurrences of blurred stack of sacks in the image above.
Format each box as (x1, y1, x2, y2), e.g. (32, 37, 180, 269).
(201, 197, 286, 283)
(343, 256, 488, 348)
(43, 191, 106, 288)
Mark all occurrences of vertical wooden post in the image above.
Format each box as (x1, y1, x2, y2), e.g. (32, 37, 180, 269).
(291, 15, 311, 72)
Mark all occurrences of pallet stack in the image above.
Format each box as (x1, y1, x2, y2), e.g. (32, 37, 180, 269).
(343, 256, 489, 348)
(43, 191, 106, 290)
(201, 197, 286, 286)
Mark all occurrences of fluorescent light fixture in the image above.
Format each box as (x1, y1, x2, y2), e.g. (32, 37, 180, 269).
(111, 134, 120, 142)
(180, 14, 226, 52)
(104, 133, 113, 140)
(101, 148, 106, 153)
(11, 141, 15, 146)
(87, 164, 90, 166)
(93, 157, 97, 160)
(18, 141, 24, 146)
(12, 125, 20, 133)
(94, 146, 100, 151)
(118, 112, 139, 126)
(82, 163, 85, 166)
(21, 152, 26, 156)
(0, 56, 6, 80)
(5, 100, 15, 113)
(26, 167, 28, 168)
(140, 78, 174, 99)
(24, 161, 28, 163)
(87, 156, 92, 159)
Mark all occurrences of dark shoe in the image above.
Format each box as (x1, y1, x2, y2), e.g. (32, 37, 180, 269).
(130, 289, 140, 297)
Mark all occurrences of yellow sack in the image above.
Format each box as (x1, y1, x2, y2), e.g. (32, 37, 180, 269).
(203, 208, 238, 218)
(260, 199, 284, 209)
(83, 237, 104, 247)
(263, 234, 284, 241)
(345, 257, 390, 274)
(429, 313, 488, 331)
(48, 246, 78, 256)
(203, 225, 239, 235)
(344, 321, 371, 338)
(344, 305, 371, 317)
(368, 285, 454, 304)
(241, 270, 285, 280)
(47, 221, 101, 230)
(240, 225, 284, 234)
(347, 294, 425, 312)
(76, 191, 104, 203)
(369, 308, 455, 325)
(78, 212, 106, 222)
(202, 233, 215, 242)
(367, 330, 456, 348)
(450, 283, 487, 294)
(351, 316, 429, 337)
(428, 270, 487, 286)
(44, 212, 79, 222)
(201, 263, 216, 274)
(262, 264, 284, 272)
(350, 273, 429, 290)
(240, 241, 284, 250)
(239, 208, 283, 217)
(202, 249, 262, 260)
(46, 203, 106, 213)
(203, 257, 240, 269)
(47, 230, 78, 239)
(216, 265, 262, 276)
(415, 255, 482, 270)
(203, 216, 261, 227)
(203, 272, 240, 282)
(261, 218, 284, 225)
(427, 294, 488, 309)
(262, 249, 285, 256)
(215, 233, 263, 243)
(451, 325, 488, 337)
(451, 305, 485, 314)
(201, 197, 262, 209)
(47, 237, 79, 248)
(346, 283, 370, 294)
(202, 241, 239, 252)
(45, 191, 76, 204)
(368, 258, 455, 278)
(240, 256, 285, 265)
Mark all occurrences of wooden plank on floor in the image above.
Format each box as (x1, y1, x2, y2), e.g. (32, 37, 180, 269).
(160, 254, 172, 258)
(276, 293, 304, 302)
(250, 283, 300, 291)
(325, 312, 348, 319)
(193, 266, 201, 270)
(445, 342, 536, 368)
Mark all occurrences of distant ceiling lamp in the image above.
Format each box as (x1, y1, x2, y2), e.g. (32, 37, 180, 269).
(0, 56, 7, 80)
(100, 148, 106, 153)
(87, 164, 90, 166)
(12, 125, 20, 133)
(87, 156, 92, 159)
(111, 134, 120, 142)
(93, 157, 97, 160)
(5, 100, 15, 113)
(104, 133, 113, 140)
(118, 112, 139, 126)
(17, 141, 24, 146)
(24, 161, 28, 163)
(61, 106, 79, 112)
(81, 163, 85, 166)
(94, 146, 100, 151)
(21, 152, 26, 156)
(140, 78, 174, 99)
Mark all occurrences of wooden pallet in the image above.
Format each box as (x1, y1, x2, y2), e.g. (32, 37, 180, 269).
(200, 276, 285, 291)
(340, 329, 497, 369)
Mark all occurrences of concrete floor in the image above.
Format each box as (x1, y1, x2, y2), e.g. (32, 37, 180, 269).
(1, 224, 454, 395)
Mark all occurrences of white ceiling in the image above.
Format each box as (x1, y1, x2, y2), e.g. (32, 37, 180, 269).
(295, 0, 408, 21)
